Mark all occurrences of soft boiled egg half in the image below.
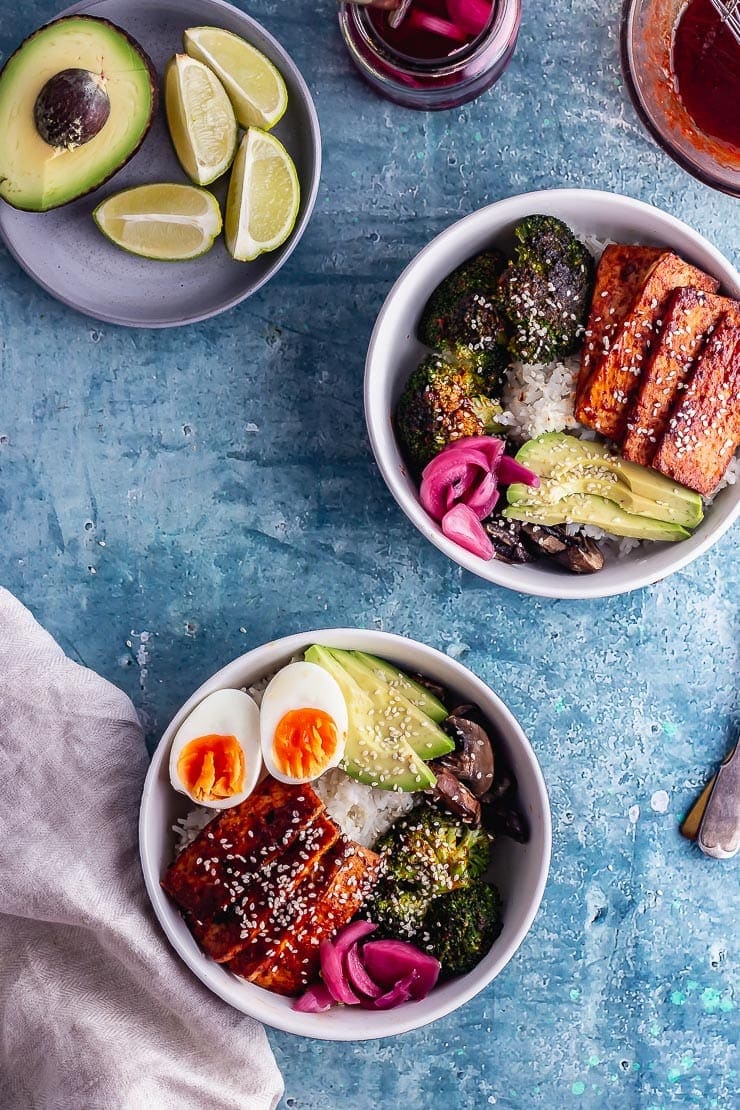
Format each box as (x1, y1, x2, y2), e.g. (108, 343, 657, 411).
(259, 661, 348, 784)
(169, 689, 262, 809)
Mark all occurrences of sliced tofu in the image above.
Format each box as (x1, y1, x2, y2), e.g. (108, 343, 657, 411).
(652, 316, 740, 495)
(576, 252, 719, 442)
(243, 843, 380, 997)
(577, 244, 664, 396)
(189, 810, 339, 963)
(622, 289, 739, 466)
(161, 779, 324, 924)
(227, 838, 352, 982)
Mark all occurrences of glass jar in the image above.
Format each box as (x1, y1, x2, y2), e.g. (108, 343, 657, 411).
(338, 0, 522, 111)
(621, 0, 740, 197)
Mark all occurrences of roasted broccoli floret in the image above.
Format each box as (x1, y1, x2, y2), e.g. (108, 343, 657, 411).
(369, 807, 501, 975)
(423, 881, 503, 978)
(468, 342, 510, 395)
(395, 345, 503, 475)
(375, 802, 491, 895)
(419, 249, 509, 357)
(498, 215, 595, 364)
(367, 881, 429, 940)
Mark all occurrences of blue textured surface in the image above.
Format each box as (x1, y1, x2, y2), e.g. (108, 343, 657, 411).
(1, 2, 738, 1108)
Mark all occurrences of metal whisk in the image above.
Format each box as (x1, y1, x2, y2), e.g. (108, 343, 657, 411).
(709, 0, 740, 44)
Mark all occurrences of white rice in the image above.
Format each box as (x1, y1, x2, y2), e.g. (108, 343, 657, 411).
(172, 806, 215, 855)
(564, 522, 642, 560)
(499, 357, 581, 442)
(314, 767, 417, 849)
(704, 454, 737, 504)
(580, 233, 615, 261)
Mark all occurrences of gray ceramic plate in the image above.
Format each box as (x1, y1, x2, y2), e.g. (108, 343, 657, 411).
(0, 0, 321, 327)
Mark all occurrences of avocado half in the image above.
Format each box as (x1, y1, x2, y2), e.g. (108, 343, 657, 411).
(0, 16, 157, 212)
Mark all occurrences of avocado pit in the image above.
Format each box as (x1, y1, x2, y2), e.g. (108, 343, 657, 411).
(34, 68, 110, 150)
(0, 15, 157, 211)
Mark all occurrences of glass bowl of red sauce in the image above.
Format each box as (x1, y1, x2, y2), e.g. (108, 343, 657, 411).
(621, 0, 740, 196)
(338, 0, 521, 110)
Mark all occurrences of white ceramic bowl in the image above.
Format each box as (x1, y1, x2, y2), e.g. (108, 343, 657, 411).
(364, 189, 740, 599)
(139, 628, 551, 1040)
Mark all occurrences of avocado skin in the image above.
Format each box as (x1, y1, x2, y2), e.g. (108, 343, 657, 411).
(0, 16, 158, 212)
(513, 432, 703, 530)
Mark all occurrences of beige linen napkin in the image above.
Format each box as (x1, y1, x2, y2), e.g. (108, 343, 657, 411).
(0, 589, 284, 1110)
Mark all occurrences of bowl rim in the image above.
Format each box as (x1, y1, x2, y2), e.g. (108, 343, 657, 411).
(364, 187, 740, 600)
(619, 0, 740, 199)
(0, 0, 323, 329)
(139, 627, 552, 1039)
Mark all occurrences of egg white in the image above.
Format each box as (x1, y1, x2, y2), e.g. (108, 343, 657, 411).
(259, 661, 348, 784)
(169, 688, 262, 809)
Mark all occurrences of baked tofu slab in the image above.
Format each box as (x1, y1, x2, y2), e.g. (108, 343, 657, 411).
(576, 252, 719, 442)
(245, 843, 380, 996)
(652, 316, 740, 495)
(226, 838, 352, 982)
(161, 779, 330, 960)
(622, 290, 739, 466)
(161, 775, 382, 980)
(188, 810, 339, 963)
(577, 244, 664, 395)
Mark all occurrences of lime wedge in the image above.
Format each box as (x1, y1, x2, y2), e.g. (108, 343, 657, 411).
(183, 26, 288, 131)
(93, 184, 222, 261)
(225, 129, 300, 262)
(164, 54, 237, 186)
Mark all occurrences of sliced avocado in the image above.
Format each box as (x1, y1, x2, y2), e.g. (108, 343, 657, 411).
(514, 433, 703, 529)
(350, 650, 449, 725)
(508, 472, 697, 528)
(503, 494, 691, 542)
(0, 16, 156, 212)
(305, 645, 437, 792)
(324, 648, 454, 760)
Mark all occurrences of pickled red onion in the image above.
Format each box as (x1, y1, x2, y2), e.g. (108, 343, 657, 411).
(361, 939, 441, 999)
(440, 435, 505, 471)
(333, 919, 377, 956)
(418, 437, 540, 561)
(319, 939, 361, 1005)
(292, 983, 334, 1013)
(428, 443, 492, 475)
(420, 454, 489, 521)
(345, 943, 384, 999)
(441, 503, 494, 560)
(497, 456, 541, 488)
(292, 927, 441, 1014)
(445, 0, 493, 37)
(464, 469, 499, 520)
(362, 972, 418, 1010)
(404, 7, 469, 43)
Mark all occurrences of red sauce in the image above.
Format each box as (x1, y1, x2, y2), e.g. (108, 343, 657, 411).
(672, 0, 740, 150)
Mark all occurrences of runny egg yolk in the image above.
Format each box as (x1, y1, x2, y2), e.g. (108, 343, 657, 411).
(177, 734, 246, 802)
(272, 708, 339, 780)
